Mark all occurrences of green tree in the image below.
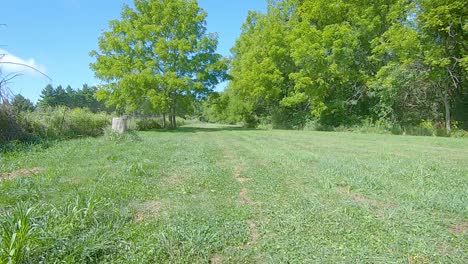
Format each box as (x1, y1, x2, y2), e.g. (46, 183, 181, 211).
(285, 0, 411, 126)
(37, 84, 56, 107)
(203, 0, 467, 133)
(370, 0, 467, 132)
(417, 0, 467, 133)
(226, 0, 408, 127)
(65, 85, 76, 108)
(54, 85, 68, 106)
(90, 0, 228, 128)
(228, 3, 304, 128)
(77, 84, 109, 112)
(11, 94, 35, 113)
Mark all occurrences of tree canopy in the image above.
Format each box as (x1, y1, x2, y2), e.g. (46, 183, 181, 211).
(204, 0, 467, 133)
(90, 0, 228, 128)
(12, 94, 35, 113)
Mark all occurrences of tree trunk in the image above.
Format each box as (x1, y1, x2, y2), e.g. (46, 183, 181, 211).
(162, 113, 166, 128)
(168, 112, 173, 129)
(170, 94, 177, 129)
(171, 105, 176, 129)
(443, 92, 451, 134)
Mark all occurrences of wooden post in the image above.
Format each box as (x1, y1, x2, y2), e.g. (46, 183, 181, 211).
(112, 117, 127, 134)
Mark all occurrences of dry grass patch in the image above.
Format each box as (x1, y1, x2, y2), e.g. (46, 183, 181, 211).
(436, 243, 455, 257)
(210, 253, 223, 264)
(239, 188, 254, 205)
(0, 167, 44, 181)
(132, 200, 162, 222)
(165, 172, 183, 186)
(407, 255, 430, 264)
(246, 220, 259, 245)
(237, 177, 250, 183)
(449, 221, 468, 235)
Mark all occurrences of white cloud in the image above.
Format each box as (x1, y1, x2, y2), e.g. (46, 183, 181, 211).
(0, 49, 47, 76)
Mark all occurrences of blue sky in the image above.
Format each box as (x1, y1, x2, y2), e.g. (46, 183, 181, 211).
(0, 0, 266, 102)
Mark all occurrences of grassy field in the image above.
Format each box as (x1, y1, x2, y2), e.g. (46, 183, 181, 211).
(1, 123, 467, 263)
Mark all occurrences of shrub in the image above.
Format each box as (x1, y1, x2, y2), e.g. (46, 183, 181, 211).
(303, 119, 335, 132)
(136, 118, 162, 131)
(133, 116, 185, 131)
(67, 108, 111, 137)
(21, 107, 111, 140)
(175, 116, 185, 127)
(0, 105, 31, 144)
(301, 117, 468, 137)
(241, 113, 258, 128)
(451, 129, 468, 138)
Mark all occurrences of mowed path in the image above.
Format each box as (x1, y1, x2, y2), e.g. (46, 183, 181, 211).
(201, 125, 468, 263)
(1, 123, 467, 262)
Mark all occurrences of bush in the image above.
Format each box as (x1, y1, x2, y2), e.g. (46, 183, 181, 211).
(175, 117, 186, 127)
(136, 118, 162, 131)
(302, 117, 468, 137)
(241, 113, 258, 128)
(21, 107, 111, 140)
(0, 105, 32, 144)
(132, 116, 185, 131)
(303, 119, 335, 132)
(450, 129, 468, 138)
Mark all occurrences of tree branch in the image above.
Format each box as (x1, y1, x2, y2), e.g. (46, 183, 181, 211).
(0, 73, 23, 85)
(0, 61, 52, 81)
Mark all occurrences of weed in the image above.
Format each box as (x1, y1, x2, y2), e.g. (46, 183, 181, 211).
(0, 204, 36, 264)
(103, 127, 141, 142)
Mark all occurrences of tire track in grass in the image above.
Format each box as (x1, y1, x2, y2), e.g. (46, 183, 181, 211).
(246, 220, 259, 245)
(234, 163, 250, 184)
(239, 187, 254, 205)
(222, 141, 258, 244)
(210, 132, 260, 263)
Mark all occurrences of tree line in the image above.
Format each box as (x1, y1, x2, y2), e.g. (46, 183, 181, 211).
(10, 84, 111, 113)
(4, 0, 468, 134)
(203, 0, 467, 133)
(37, 84, 111, 112)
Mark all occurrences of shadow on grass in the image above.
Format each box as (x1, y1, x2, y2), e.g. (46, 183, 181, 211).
(155, 126, 258, 133)
(0, 139, 57, 154)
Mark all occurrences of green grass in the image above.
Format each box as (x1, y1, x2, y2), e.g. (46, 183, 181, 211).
(1, 123, 467, 263)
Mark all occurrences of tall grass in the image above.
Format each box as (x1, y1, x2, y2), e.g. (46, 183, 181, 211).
(20, 107, 111, 140)
(103, 127, 142, 142)
(127, 116, 185, 131)
(303, 118, 468, 137)
(0, 195, 126, 263)
(0, 204, 36, 264)
(0, 105, 29, 144)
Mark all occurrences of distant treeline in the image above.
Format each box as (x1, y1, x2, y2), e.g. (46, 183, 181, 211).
(202, 0, 467, 133)
(34, 84, 112, 112)
(10, 84, 112, 113)
(11, 84, 114, 112)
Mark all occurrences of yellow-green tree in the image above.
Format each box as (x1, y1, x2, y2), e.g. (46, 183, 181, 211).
(90, 0, 228, 128)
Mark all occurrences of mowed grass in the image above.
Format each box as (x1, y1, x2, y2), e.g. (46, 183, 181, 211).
(0, 123, 467, 263)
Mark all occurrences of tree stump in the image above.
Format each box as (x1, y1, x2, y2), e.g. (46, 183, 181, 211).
(112, 117, 127, 134)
